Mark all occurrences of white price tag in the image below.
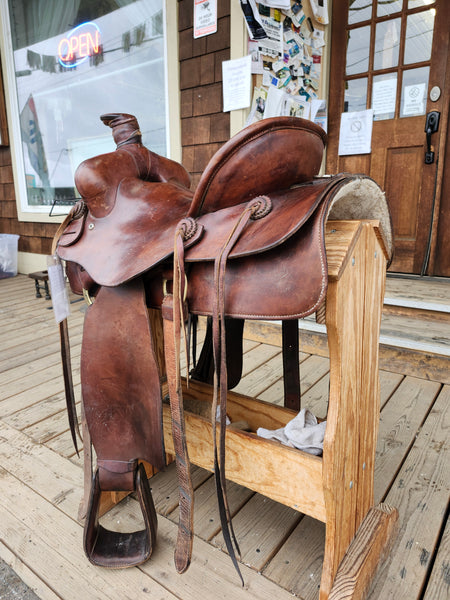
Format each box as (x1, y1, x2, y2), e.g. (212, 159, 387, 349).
(47, 256, 70, 323)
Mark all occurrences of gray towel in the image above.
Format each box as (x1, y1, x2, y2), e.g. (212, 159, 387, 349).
(257, 408, 326, 455)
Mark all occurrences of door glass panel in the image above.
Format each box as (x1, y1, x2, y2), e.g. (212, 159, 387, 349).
(404, 10, 435, 64)
(344, 77, 368, 112)
(346, 26, 370, 75)
(372, 74, 397, 120)
(401, 66, 430, 117)
(348, 0, 372, 25)
(374, 18, 401, 70)
(377, 0, 402, 17)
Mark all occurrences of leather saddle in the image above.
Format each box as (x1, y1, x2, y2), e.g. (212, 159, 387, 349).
(55, 113, 393, 575)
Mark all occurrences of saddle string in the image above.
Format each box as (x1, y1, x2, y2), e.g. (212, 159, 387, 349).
(211, 196, 272, 584)
(164, 218, 199, 573)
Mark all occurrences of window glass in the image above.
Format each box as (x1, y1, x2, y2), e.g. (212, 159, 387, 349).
(344, 77, 368, 112)
(408, 0, 435, 7)
(6, 0, 166, 213)
(346, 26, 371, 75)
(372, 74, 397, 120)
(377, 0, 402, 17)
(404, 9, 435, 64)
(374, 18, 400, 71)
(348, 0, 372, 25)
(401, 66, 429, 117)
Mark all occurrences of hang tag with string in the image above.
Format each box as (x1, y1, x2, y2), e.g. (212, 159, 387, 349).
(47, 255, 70, 323)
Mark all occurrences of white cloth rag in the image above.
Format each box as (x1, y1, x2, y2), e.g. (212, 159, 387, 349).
(257, 408, 326, 456)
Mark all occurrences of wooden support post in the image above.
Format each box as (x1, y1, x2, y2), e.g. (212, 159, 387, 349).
(320, 221, 389, 599)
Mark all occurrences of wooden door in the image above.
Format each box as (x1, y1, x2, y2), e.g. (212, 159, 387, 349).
(326, 0, 449, 275)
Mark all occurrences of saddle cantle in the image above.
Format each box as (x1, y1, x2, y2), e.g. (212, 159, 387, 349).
(55, 113, 393, 575)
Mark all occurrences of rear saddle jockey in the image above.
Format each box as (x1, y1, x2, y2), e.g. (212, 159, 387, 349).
(54, 113, 393, 578)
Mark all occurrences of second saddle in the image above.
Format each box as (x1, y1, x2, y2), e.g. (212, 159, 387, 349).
(55, 113, 393, 575)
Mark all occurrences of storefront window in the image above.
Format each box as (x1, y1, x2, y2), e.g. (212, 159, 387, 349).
(2, 0, 167, 215)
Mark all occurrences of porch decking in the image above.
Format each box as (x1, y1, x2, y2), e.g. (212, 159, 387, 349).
(0, 274, 448, 600)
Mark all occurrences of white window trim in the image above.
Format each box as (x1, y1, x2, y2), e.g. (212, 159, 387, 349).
(0, 0, 180, 224)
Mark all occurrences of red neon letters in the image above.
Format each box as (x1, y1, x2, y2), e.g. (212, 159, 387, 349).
(58, 22, 102, 67)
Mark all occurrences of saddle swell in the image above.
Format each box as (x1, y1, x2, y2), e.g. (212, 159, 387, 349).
(55, 113, 392, 575)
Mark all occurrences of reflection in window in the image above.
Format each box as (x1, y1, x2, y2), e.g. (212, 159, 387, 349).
(5, 0, 167, 212)
(377, 0, 402, 17)
(374, 18, 400, 71)
(404, 10, 435, 64)
(346, 26, 370, 75)
(401, 67, 429, 117)
(372, 74, 397, 121)
(348, 0, 372, 25)
(408, 0, 435, 8)
(344, 78, 368, 112)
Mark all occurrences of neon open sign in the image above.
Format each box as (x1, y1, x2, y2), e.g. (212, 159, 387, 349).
(58, 22, 102, 68)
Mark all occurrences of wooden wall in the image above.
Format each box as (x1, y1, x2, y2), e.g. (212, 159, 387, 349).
(0, 3, 231, 258)
(178, 0, 230, 190)
(0, 68, 59, 256)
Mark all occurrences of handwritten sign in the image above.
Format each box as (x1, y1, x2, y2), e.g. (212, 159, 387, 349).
(222, 55, 252, 112)
(372, 78, 397, 119)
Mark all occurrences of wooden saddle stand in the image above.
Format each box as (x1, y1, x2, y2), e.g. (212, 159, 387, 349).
(55, 114, 399, 600)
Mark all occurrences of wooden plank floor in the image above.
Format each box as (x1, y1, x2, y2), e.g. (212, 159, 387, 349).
(0, 275, 449, 600)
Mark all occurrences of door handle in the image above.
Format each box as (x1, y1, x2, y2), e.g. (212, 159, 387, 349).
(424, 111, 440, 164)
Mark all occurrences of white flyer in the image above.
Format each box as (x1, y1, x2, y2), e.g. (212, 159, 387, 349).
(222, 55, 252, 112)
(47, 256, 70, 323)
(403, 82, 426, 116)
(372, 78, 397, 118)
(338, 109, 374, 156)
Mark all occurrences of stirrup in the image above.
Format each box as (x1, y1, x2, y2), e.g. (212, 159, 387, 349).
(83, 462, 157, 568)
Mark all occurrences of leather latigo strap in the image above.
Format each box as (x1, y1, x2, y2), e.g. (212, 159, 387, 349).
(80, 278, 164, 567)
